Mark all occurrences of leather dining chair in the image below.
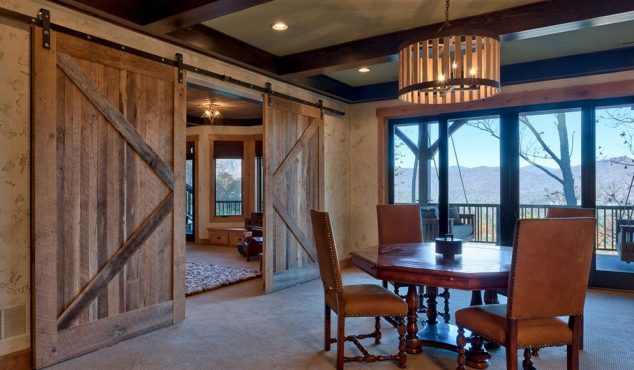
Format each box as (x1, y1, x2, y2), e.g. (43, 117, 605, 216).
(455, 217, 596, 370)
(310, 210, 407, 370)
(376, 204, 423, 295)
(547, 206, 595, 351)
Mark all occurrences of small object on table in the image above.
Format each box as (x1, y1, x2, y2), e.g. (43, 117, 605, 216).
(435, 234, 462, 258)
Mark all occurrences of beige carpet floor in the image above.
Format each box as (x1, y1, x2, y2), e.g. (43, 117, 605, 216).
(48, 266, 634, 370)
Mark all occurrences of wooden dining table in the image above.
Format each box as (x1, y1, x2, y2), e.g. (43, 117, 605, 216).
(351, 242, 512, 369)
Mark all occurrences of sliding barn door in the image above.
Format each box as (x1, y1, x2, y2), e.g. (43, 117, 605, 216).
(263, 96, 324, 293)
(32, 28, 185, 368)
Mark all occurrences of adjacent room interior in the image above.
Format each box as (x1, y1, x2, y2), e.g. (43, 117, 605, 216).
(1, 1, 634, 369)
(184, 84, 264, 296)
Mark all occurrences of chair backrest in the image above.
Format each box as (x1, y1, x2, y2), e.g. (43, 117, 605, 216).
(310, 210, 343, 294)
(508, 218, 596, 320)
(546, 207, 595, 218)
(377, 204, 423, 244)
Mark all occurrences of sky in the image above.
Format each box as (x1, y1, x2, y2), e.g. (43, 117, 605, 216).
(394, 105, 634, 170)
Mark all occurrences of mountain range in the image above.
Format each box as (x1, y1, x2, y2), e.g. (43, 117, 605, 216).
(394, 156, 634, 205)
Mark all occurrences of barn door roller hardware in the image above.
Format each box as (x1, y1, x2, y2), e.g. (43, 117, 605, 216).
(0, 7, 345, 117)
(38, 8, 50, 49)
(176, 53, 184, 84)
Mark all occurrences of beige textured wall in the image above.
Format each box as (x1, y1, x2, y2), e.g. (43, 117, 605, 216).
(0, 18, 30, 356)
(0, 0, 350, 357)
(348, 100, 400, 252)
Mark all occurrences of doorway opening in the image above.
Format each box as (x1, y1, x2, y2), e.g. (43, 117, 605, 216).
(186, 140, 196, 242)
(184, 83, 264, 297)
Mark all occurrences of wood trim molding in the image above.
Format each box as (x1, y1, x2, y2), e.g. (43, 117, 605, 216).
(186, 134, 200, 243)
(208, 133, 263, 223)
(376, 73, 634, 120)
(0, 348, 31, 370)
(377, 113, 389, 205)
(375, 72, 634, 204)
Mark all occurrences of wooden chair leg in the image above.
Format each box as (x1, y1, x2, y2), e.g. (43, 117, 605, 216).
(456, 327, 466, 370)
(506, 321, 519, 370)
(579, 313, 584, 350)
(324, 304, 331, 351)
(567, 315, 581, 370)
(337, 313, 345, 370)
(397, 317, 407, 369)
(374, 317, 381, 344)
(567, 343, 580, 370)
(522, 349, 536, 370)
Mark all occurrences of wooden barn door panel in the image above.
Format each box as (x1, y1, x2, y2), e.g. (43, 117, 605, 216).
(32, 29, 185, 368)
(263, 96, 324, 293)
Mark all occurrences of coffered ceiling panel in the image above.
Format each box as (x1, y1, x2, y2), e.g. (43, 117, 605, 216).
(187, 85, 262, 123)
(323, 19, 634, 87)
(202, 0, 543, 56)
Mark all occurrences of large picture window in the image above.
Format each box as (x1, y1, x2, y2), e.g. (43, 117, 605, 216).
(209, 135, 261, 221)
(519, 108, 582, 211)
(213, 140, 244, 217)
(385, 96, 634, 290)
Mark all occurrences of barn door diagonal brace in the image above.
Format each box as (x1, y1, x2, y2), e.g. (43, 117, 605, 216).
(37, 8, 50, 49)
(56, 193, 175, 330)
(56, 52, 175, 190)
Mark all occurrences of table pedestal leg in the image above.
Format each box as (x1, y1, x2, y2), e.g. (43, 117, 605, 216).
(465, 290, 492, 368)
(406, 285, 422, 354)
(466, 335, 492, 369)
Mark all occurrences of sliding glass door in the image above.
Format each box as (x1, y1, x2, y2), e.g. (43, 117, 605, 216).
(390, 121, 439, 206)
(593, 103, 634, 290)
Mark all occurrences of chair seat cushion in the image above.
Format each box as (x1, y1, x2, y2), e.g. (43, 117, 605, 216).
(327, 284, 408, 317)
(455, 304, 572, 348)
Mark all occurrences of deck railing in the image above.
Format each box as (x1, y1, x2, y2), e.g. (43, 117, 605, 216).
(451, 203, 631, 252)
(215, 200, 242, 216)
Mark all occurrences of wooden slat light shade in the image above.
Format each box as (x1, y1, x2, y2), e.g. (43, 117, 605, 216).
(398, 29, 500, 104)
(214, 140, 244, 159)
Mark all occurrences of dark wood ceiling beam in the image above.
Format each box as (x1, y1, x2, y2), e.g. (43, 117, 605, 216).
(143, 0, 274, 34)
(278, 0, 634, 78)
(168, 24, 279, 74)
(52, 0, 145, 24)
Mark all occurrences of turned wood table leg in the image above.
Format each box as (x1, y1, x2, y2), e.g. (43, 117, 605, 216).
(484, 290, 499, 304)
(470, 290, 483, 306)
(425, 286, 438, 325)
(405, 285, 422, 354)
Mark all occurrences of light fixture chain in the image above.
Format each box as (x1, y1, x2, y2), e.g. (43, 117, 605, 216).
(445, 0, 451, 26)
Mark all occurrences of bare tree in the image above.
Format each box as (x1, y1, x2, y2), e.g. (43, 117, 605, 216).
(466, 113, 578, 205)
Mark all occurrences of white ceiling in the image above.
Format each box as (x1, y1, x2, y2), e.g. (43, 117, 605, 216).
(325, 19, 634, 87)
(202, 0, 542, 56)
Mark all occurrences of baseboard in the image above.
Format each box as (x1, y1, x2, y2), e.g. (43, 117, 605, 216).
(0, 348, 31, 370)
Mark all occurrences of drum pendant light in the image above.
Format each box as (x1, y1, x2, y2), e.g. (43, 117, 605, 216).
(398, 0, 501, 104)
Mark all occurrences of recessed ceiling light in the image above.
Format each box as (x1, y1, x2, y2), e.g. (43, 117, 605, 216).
(271, 22, 288, 31)
(358, 67, 371, 73)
